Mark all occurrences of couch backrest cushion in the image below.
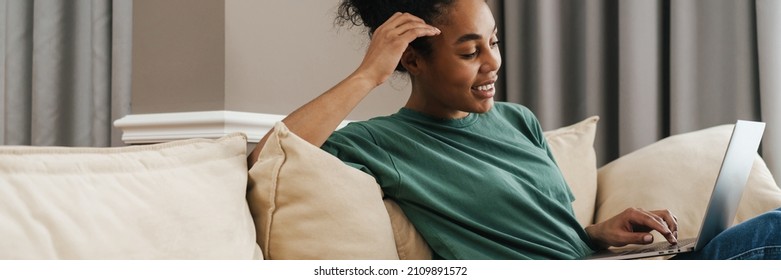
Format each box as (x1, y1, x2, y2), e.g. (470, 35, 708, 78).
(544, 116, 600, 227)
(383, 198, 432, 260)
(247, 122, 399, 260)
(0, 133, 261, 259)
(596, 124, 781, 242)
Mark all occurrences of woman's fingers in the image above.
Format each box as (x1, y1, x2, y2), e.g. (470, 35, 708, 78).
(630, 208, 679, 245)
(354, 12, 440, 86)
(651, 209, 679, 240)
(378, 13, 439, 43)
(587, 207, 682, 248)
(383, 12, 425, 30)
(395, 22, 440, 41)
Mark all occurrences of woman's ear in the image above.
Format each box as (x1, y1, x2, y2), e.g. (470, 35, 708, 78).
(400, 47, 421, 75)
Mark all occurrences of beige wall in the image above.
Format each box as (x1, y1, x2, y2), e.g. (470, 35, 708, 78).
(132, 0, 409, 120)
(132, 0, 226, 113)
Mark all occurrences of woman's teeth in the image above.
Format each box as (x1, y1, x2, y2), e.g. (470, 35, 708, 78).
(475, 83, 494, 91)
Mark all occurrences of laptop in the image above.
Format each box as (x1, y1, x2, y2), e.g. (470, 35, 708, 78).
(587, 120, 766, 260)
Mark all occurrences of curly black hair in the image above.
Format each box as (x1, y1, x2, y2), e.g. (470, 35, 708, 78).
(335, 0, 455, 72)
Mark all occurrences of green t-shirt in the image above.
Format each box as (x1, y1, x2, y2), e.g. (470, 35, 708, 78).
(321, 102, 595, 259)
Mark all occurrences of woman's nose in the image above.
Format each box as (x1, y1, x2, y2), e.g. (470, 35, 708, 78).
(481, 49, 502, 73)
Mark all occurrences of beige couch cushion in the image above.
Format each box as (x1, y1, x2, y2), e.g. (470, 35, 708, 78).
(247, 122, 398, 260)
(0, 133, 260, 259)
(383, 199, 432, 260)
(596, 124, 781, 242)
(544, 116, 600, 227)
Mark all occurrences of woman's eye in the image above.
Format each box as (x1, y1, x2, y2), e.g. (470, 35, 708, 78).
(461, 51, 478, 58)
(461, 40, 500, 58)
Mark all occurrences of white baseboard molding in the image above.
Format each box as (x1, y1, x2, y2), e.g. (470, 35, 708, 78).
(114, 110, 351, 144)
(114, 111, 282, 144)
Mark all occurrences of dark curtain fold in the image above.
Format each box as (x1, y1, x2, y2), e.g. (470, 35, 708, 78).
(1, 0, 131, 147)
(497, 0, 778, 179)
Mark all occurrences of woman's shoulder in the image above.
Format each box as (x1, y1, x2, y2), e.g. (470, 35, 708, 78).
(492, 101, 532, 116)
(339, 115, 395, 132)
(329, 116, 399, 142)
(491, 102, 540, 125)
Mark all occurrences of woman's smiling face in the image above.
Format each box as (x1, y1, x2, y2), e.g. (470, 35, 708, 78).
(404, 0, 501, 120)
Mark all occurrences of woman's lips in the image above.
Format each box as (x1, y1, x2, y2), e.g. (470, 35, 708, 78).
(471, 83, 495, 98)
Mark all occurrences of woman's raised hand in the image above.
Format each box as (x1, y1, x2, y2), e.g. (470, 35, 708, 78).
(354, 12, 441, 87)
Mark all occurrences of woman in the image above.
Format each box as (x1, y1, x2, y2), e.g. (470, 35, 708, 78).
(248, 0, 780, 259)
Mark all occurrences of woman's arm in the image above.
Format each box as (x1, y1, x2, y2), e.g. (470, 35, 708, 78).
(247, 13, 440, 167)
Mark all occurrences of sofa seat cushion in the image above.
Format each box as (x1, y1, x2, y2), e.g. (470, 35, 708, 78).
(0, 133, 260, 259)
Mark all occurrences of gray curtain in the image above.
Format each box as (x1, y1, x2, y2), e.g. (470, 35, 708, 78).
(0, 0, 132, 147)
(756, 0, 781, 187)
(498, 0, 781, 179)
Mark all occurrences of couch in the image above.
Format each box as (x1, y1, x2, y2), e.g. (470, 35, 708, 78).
(2, 117, 780, 259)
